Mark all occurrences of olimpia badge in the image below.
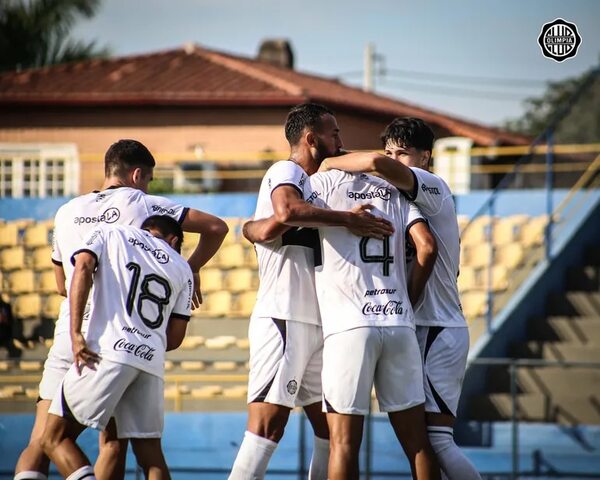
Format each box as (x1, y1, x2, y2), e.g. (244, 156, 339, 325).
(538, 19, 582, 62)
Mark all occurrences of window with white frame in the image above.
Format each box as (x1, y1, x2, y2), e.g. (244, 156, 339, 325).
(0, 144, 80, 198)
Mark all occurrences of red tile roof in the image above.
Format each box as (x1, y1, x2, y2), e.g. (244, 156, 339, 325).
(0, 44, 530, 146)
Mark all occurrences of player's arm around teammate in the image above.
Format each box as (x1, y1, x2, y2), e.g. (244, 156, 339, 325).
(406, 220, 438, 306)
(243, 188, 394, 244)
(180, 209, 228, 306)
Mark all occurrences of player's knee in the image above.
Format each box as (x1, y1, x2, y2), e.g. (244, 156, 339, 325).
(38, 433, 57, 457)
(249, 417, 287, 443)
(99, 437, 127, 459)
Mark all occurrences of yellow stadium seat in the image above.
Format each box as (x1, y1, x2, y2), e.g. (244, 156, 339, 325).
(181, 232, 201, 258)
(496, 243, 525, 269)
(205, 335, 237, 350)
(25, 388, 39, 399)
(180, 361, 206, 371)
(0, 223, 19, 248)
(218, 244, 246, 269)
(201, 268, 224, 293)
(19, 361, 42, 371)
(37, 269, 58, 294)
(31, 246, 54, 271)
(0, 360, 10, 371)
(457, 215, 470, 232)
(478, 265, 510, 292)
(520, 215, 549, 248)
(0, 246, 26, 270)
(7, 269, 36, 294)
(179, 335, 205, 350)
(460, 292, 488, 319)
(23, 223, 51, 248)
(191, 385, 223, 398)
(13, 293, 42, 318)
(236, 338, 250, 349)
(213, 361, 238, 371)
(42, 294, 65, 319)
(201, 291, 232, 317)
(460, 215, 494, 247)
(222, 385, 248, 399)
(492, 215, 530, 245)
(230, 291, 256, 318)
(164, 360, 174, 371)
(457, 267, 477, 293)
(224, 268, 258, 293)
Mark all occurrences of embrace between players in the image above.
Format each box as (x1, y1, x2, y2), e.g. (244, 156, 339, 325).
(15, 104, 481, 480)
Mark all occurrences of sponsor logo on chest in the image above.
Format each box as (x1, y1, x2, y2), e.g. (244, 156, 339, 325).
(113, 338, 155, 361)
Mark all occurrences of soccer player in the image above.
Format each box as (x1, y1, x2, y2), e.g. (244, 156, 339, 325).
(41, 215, 193, 480)
(15, 139, 228, 480)
(306, 168, 440, 479)
(320, 117, 481, 479)
(229, 103, 394, 480)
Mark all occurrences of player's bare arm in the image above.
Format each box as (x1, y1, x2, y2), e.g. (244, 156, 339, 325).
(181, 209, 228, 307)
(271, 184, 395, 239)
(243, 216, 290, 244)
(69, 251, 101, 374)
(321, 152, 415, 192)
(166, 317, 189, 351)
(406, 221, 438, 306)
(53, 263, 67, 297)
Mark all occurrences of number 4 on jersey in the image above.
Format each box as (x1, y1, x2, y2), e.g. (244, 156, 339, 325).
(359, 237, 394, 276)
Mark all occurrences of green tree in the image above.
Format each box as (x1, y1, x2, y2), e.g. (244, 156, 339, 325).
(505, 67, 600, 144)
(0, 0, 110, 72)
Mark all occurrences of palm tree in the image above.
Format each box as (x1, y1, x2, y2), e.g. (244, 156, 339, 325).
(0, 0, 110, 72)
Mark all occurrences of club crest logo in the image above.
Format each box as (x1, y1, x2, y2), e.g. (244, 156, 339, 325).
(538, 19, 581, 62)
(287, 380, 298, 395)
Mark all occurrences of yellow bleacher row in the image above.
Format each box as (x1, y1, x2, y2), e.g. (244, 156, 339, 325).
(1, 215, 548, 323)
(0, 384, 250, 401)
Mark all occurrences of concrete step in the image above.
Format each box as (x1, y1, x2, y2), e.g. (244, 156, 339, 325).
(548, 292, 600, 317)
(528, 317, 600, 343)
(487, 365, 600, 396)
(514, 341, 600, 362)
(566, 265, 600, 292)
(470, 393, 600, 424)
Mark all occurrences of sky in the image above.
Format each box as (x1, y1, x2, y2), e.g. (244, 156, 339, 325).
(72, 0, 600, 127)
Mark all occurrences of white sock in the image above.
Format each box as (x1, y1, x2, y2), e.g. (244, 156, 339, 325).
(428, 427, 481, 480)
(14, 472, 48, 480)
(308, 435, 330, 480)
(65, 465, 96, 480)
(228, 431, 278, 480)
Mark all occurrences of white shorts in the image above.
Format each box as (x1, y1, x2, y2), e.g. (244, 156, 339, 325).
(39, 331, 73, 401)
(416, 326, 469, 417)
(49, 359, 164, 438)
(322, 326, 425, 415)
(247, 317, 323, 408)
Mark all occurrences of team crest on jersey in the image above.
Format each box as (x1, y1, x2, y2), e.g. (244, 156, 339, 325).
(86, 229, 102, 246)
(287, 379, 298, 395)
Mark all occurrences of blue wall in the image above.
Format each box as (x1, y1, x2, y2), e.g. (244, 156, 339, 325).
(0, 189, 571, 221)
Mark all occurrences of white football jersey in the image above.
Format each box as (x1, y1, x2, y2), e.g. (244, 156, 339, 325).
(74, 224, 193, 378)
(403, 167, 466, 327)
(51, 187, 188, 335)
(252, 161, 321, 324)
(308, 170, 422, 338)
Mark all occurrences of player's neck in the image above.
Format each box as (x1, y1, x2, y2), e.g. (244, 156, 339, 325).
(288, 148, 314, 175)
(101, 177, 130, 190)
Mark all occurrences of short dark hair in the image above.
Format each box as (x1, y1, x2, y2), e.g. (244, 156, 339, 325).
(105, 139, 156, 178)
(141, 215, 184, 253)
(284, 103, 334, 146)
(380, 117, 435, 151)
